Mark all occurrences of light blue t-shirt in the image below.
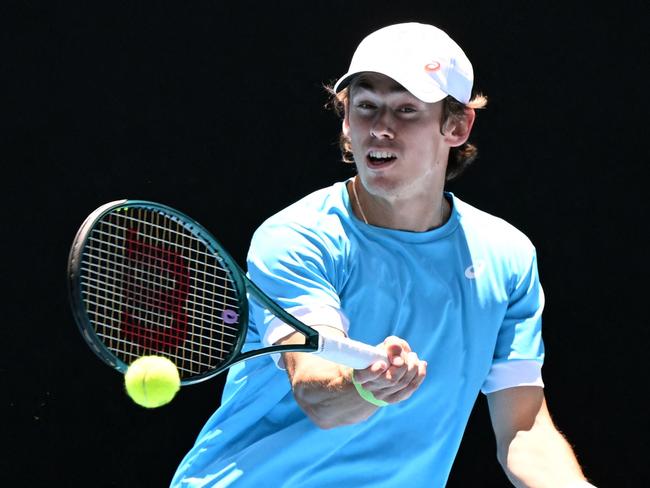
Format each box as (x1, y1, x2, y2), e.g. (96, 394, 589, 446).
(171, 180, 545, 487)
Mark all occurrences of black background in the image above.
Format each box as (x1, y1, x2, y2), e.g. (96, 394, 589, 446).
(4, 1, 648, 486)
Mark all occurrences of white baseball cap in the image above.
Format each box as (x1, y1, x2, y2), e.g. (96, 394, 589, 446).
(334, 22, 474, 104)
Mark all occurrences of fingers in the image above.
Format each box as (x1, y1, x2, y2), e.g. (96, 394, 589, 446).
(384, 355, 427, 403)
(351, 336, 427, 405)
(351, 337, 408, 383)
(384, 336, 411, 369)
(352, 337, 405, 382)
(353, 359, 389, 383)
(381, 351, 426, 395)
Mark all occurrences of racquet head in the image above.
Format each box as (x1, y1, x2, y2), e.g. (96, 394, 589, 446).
(67, 200, 249, 385)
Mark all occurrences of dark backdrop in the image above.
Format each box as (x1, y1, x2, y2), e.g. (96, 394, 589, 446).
(4, 1, 647, 486)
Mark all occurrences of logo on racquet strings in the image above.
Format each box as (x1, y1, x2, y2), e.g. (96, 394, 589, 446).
(120, 227, 189, 349)
(221, 309, 239, 324)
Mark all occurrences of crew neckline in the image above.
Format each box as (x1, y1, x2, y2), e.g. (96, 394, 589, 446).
(340, 179, 460, 243)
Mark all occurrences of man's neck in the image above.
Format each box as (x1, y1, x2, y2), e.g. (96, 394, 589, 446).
(349, 177, 449, 232)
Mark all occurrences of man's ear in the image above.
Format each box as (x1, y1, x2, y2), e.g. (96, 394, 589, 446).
(342, 111, 351, 137)
(444, 108, 476, 147)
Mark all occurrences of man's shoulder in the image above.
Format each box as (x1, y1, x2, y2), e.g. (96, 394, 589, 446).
(251, 181, 351, 251)
(260, 181, 348, 231)
(453, 195, 535, 250)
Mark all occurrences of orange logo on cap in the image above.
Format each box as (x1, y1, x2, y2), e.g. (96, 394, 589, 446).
(425, 61, 441, 72)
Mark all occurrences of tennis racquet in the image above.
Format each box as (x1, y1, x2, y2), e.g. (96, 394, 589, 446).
(67, 200, 387, 385)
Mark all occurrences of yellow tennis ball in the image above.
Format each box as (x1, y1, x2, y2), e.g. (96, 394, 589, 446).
(124, 356, 181, 408)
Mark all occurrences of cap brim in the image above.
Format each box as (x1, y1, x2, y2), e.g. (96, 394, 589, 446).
(333, 70, 447, 104)
(333, 72, 356, 94)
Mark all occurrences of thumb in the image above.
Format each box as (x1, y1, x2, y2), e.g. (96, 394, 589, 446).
(386, 343, 405, 367)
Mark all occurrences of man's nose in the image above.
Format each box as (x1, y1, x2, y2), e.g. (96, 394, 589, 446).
(370, 108, 395, 139)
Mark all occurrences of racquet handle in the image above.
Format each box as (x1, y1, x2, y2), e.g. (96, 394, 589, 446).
(317, 335, 389, 369)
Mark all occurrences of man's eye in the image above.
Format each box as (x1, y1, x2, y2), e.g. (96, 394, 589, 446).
(356, 102, 375, 110)
(399, 106, 416, 113)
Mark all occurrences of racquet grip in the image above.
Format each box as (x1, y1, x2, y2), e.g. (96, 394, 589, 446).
(317, 335, 388, 369)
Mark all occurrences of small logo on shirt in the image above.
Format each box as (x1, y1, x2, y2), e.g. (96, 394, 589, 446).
(424, 61, 441, 72)
(465, 261, 486, 279)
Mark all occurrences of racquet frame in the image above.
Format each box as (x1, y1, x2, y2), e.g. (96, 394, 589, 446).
(67, 200, 323, 385)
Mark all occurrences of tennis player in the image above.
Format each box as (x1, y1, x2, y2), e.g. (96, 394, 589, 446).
(171, 22, 594, 487)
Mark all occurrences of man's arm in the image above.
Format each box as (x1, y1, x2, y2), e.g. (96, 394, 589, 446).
(278, 326, 427, 429)
(487, 386, 593, 488)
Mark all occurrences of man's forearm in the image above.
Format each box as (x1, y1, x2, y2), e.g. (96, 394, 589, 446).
(285, 352, 379, 429)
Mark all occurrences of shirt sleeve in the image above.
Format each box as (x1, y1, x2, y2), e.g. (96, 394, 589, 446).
(245, 221, 347, 368)
(481, 248, 546, 394)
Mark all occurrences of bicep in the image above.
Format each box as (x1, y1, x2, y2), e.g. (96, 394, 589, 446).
(487, 386, 550, 449)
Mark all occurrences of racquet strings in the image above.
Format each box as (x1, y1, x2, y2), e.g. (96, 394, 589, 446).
(79, 206, 242, 380)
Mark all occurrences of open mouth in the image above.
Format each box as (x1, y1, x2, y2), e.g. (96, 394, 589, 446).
(367, 150, 397, 167)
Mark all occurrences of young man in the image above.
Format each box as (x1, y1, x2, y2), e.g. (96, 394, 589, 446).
(171, 23, 594, 487)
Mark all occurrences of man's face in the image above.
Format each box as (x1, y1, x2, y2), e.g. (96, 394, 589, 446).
(343, 72, 450, 201)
